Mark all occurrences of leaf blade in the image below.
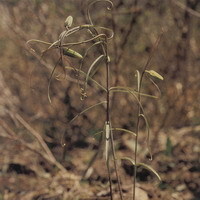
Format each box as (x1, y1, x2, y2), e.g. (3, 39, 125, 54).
(121, 157, 135, 166)
(85, 55, 105, 90)
(137, 162, 162, 181)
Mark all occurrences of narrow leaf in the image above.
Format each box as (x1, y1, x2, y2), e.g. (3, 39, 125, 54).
(145, 70, 164, 80)
(70, 101, 107, 123)
(78, 41, 103, 81)
(109, 86, 158, 99)
(47, 40, 59, 50)
(26, 39, 52, 46)
(85, 55, 105, 90)
(47, 58, 61, 104)
(112, 128, 136, 136)
(147, 76, 162, 96)
(137, 162, 162, 181)
(165, 136, 173, 156)
(65, 66, 106, 92)
(121, 157, 135, 166)
(121, 157, 162, 182)
(93, 130, 103, 137)
(139, 114, 152, 160)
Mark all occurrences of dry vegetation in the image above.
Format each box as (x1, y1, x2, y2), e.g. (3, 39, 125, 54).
(0, 0, 199, 200)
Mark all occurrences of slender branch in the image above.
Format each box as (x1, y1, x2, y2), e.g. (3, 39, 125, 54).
(0, 119, 67, 173)
(15, 113, 56, 162)
(116, 1, 140, 64)
(133, 32, 163, 200)
(171, 0, 200, 18)
(109, 122, 124, 200)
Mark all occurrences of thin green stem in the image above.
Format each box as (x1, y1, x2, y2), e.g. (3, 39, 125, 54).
(133, 32, 163, 200)
(133, 105, 141, 200)
(105, 37, 113, 199)
(105, 36, 123, 199)
(110, 122, 124, 200)
(106, 153, 113, 200)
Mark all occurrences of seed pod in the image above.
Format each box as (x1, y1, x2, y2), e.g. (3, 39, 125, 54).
(62, 48, 83, 59)
(105, 122, 110, 162)
(64, 16, 73, 28)
(145, 70, 164, 80)
(107, 56, 111, 63)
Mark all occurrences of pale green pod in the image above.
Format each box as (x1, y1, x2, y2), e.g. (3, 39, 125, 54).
(145, 70, 164, 80)
(62, 48, 83, 59)
(105, 122, 110, 162)
(136, 70, 141, 91)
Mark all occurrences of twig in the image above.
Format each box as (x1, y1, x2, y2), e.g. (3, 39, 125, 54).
(172, 0, 200, 18)
(13, 113, 67, 172)
(133, 31, 163, 200)
(15, 113, 55, 162)
(116, 1, 140, 64)
(0, 119, 66, 172)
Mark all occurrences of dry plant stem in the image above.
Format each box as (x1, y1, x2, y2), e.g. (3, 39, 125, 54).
(105, 33, 123, 198)
(87, 6, 116, 195)
(106, 150, 113, 200)
(105, 37, 113, 199)
(171, 0, 200, 18)
(15, 113, 55, 161)
(133, 32, 163, 200)
(133, 98, 141, 200)
(109, 124, 124, 200)
(14, 113, 66, 172)
(82, 134, 104, 179)
(116, 0, 139, 64)
(0, 119, 67, 173)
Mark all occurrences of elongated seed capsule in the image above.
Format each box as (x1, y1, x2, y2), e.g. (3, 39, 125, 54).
(80, 24, 94, 29)
(62, 48, 83, 59)
(145, 70, 164, 80)
(105, 122, 110, 162)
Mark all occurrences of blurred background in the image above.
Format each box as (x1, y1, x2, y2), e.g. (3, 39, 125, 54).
(0, 0, 199, 199)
